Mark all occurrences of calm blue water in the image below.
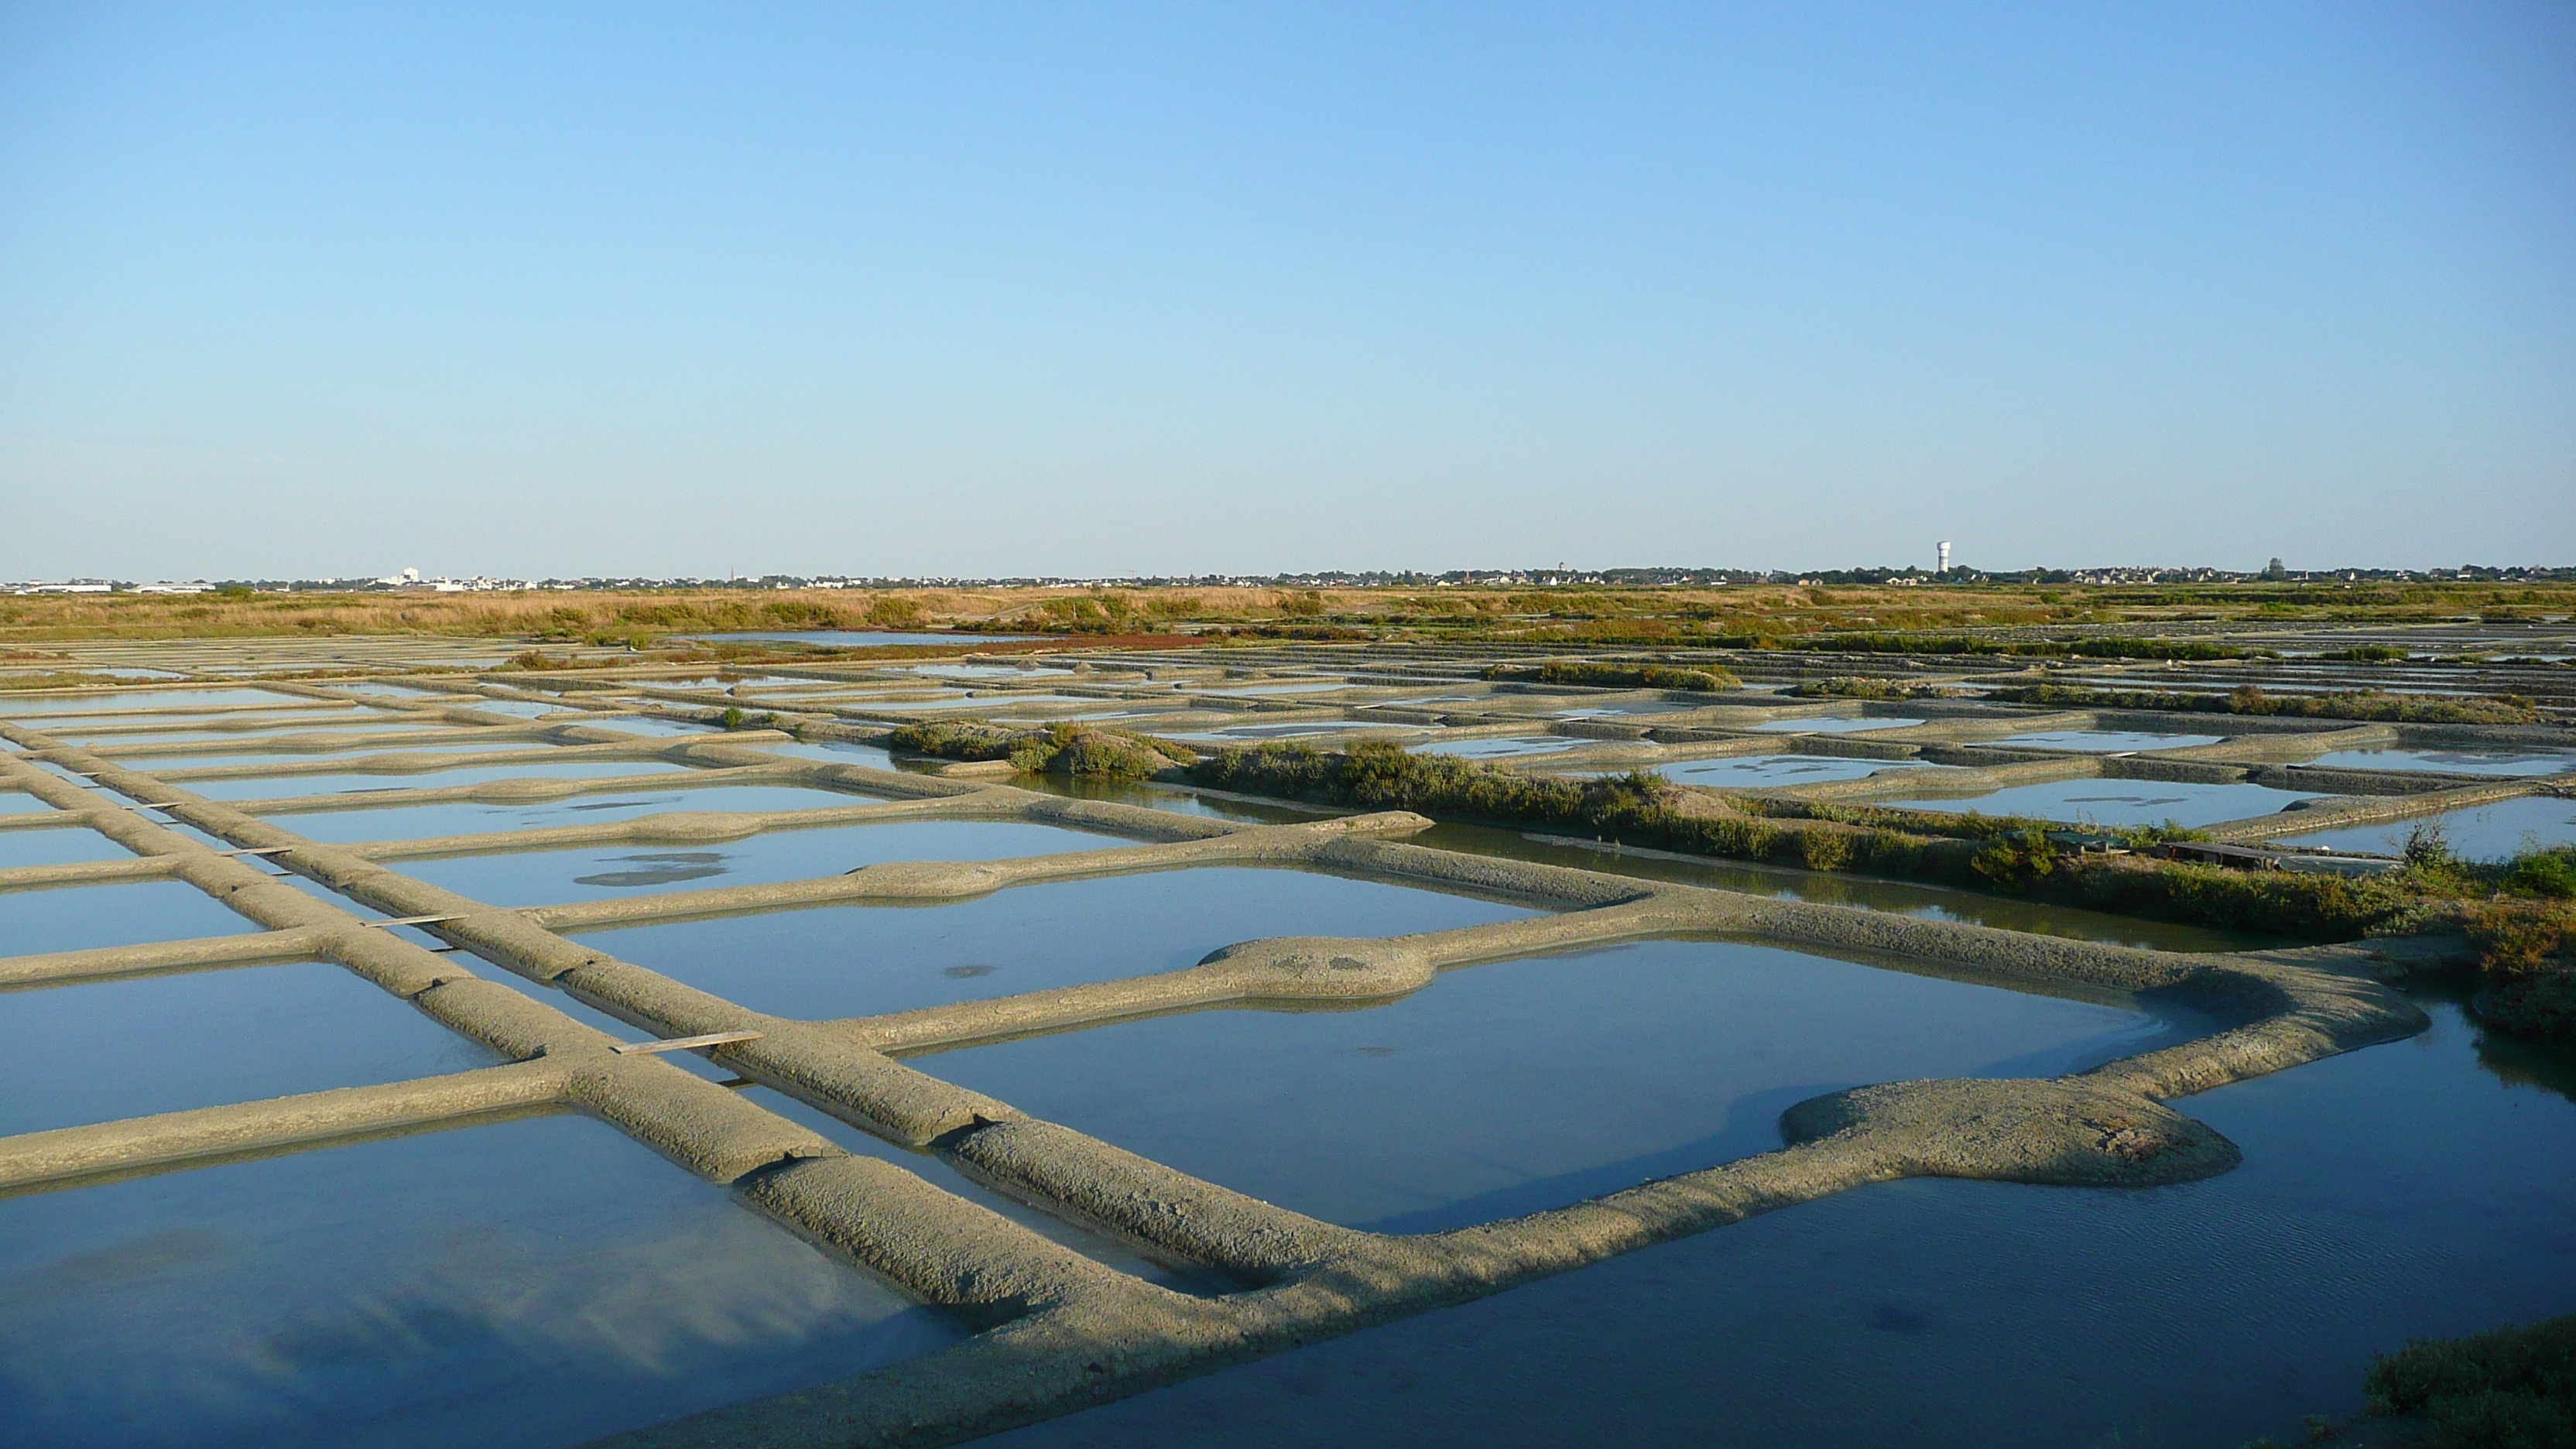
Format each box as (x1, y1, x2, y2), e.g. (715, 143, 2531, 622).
(261, 784, 884, 843)
(1884, 779, 2324, 828)
(397, 820, 1121, 906)
(573, 868, 1542, 1020)
(0, 1115, 959, 1449)
(2307, 747, 2575, 777)
(0, 689, 302, 715)
(0, 826, 142, 870)
(980, 994, 2576, 1449)
(1410, 735, 1586, 759)
(177, 761, 701, 802)
(0, 961, 495, 1134)
(0, 880, 252, 952)
(2277, 795, 2576, 860)
(920, 939, 2197, 1231)
(1992, 730, 2228, 752)
(1158, 723, 1413, 742)
(1749, 715, 1928, 734)
(1625, 754, 1952, 788)
(0, 791, 64, 817)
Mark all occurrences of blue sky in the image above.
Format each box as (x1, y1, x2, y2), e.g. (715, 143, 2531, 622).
(2, 3, 2569, 579)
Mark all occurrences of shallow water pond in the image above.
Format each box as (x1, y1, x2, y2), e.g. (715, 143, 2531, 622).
(1883, 778, 2322, 828)
(1156, 722, 1413, 742)
(0, 961, 495, 1135)
(2307, 746, 2575, 777)
(0, 824, 142, 870)
(573, 868, 1541, 1020)
(0, 688, 303, 715)
(920, 938, 2196, 1231)
(1748, 715, 1927, 734)
(176, 760, 701, 802)
(681, 629, 1043, 646)
(1408, 735, 1586, 759)
(2276, 795, 2576, 860)
(981, 993, 2576, 1449)
(1989, 730, 2227, 752)
(0, 790, 64, 817)
(0, 1115, 960, 1449)
(0, 879, 252, 953)
(1625, 754, 1953, 788)
(398, 820, 1123, 906)
(1411, 822, 2263, 953)
(124, 738, 564, 768)
(259, 784, 882, 843)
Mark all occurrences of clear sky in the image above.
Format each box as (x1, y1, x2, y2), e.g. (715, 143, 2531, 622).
(3, 3, 2570, 581)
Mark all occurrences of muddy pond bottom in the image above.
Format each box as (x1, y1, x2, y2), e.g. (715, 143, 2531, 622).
(920, 938, 2197, 1231)
(0, 1115, 959, 1449)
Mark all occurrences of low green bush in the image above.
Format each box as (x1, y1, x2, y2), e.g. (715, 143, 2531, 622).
(2365, 1314, 2576, 1448)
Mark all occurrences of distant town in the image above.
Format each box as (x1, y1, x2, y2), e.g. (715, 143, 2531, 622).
(8, 560, 2574, 596)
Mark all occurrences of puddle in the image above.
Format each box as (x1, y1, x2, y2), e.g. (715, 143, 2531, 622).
(1748, 716, 1928, 734)
(2305, 748, 2575, 777)
(0, 1115, 961, 1449)
(1881, 779, 2324, 828)
(573, 867, 1543, 1020)
(0, 880, 252, 953)
(1622, 755, 1953, 788)
(918, 938, 2194, 1231)
(0, 961, 497, 1135)
(1990, 731, 2228, 752)
(977, 993, 2576, 1449)
(261, 785, 884, 842)
(1410, 735, 1587, 759)
(178, 761, 702, 802)
(2276, 796, 2576, 860)
(396, 820, 1122, 906)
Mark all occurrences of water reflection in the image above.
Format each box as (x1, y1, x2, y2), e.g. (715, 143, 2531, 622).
(0, 1116, 958, 1449)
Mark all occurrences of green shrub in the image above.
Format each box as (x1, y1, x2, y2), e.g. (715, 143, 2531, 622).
(2365, 1314, 2576, 1447)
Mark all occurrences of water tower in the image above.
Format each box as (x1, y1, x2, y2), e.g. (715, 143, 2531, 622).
(1936, 541, 1951, 575)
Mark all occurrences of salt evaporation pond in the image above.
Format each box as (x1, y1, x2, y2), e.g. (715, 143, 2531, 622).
(1882, 779, 2323, 828)
(1410, 735, 1588, 759)
(1749, 715, 1927, 734)
(259, 784, 880, 843)
(0, 880, 252, 953)
(573, 868, 1540, 1020)
(981, 992, 2576, 1449)
(920, 937, 2200, 1231)
(398, 819, 1121, 906)
(176, 759, 702, 800)
(2305, 747, 2575, 777)
(2277, 795, 2576, 860)
(0, 1116, 959, 1449)
(1989, 730, 2227, 752)
(0, 688, 303, 714)
(682, 630, 1043, 646)
(1624, 754, 1951, 788)
(0, 826, 149, 871)
(0, 961, 494, 1135)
